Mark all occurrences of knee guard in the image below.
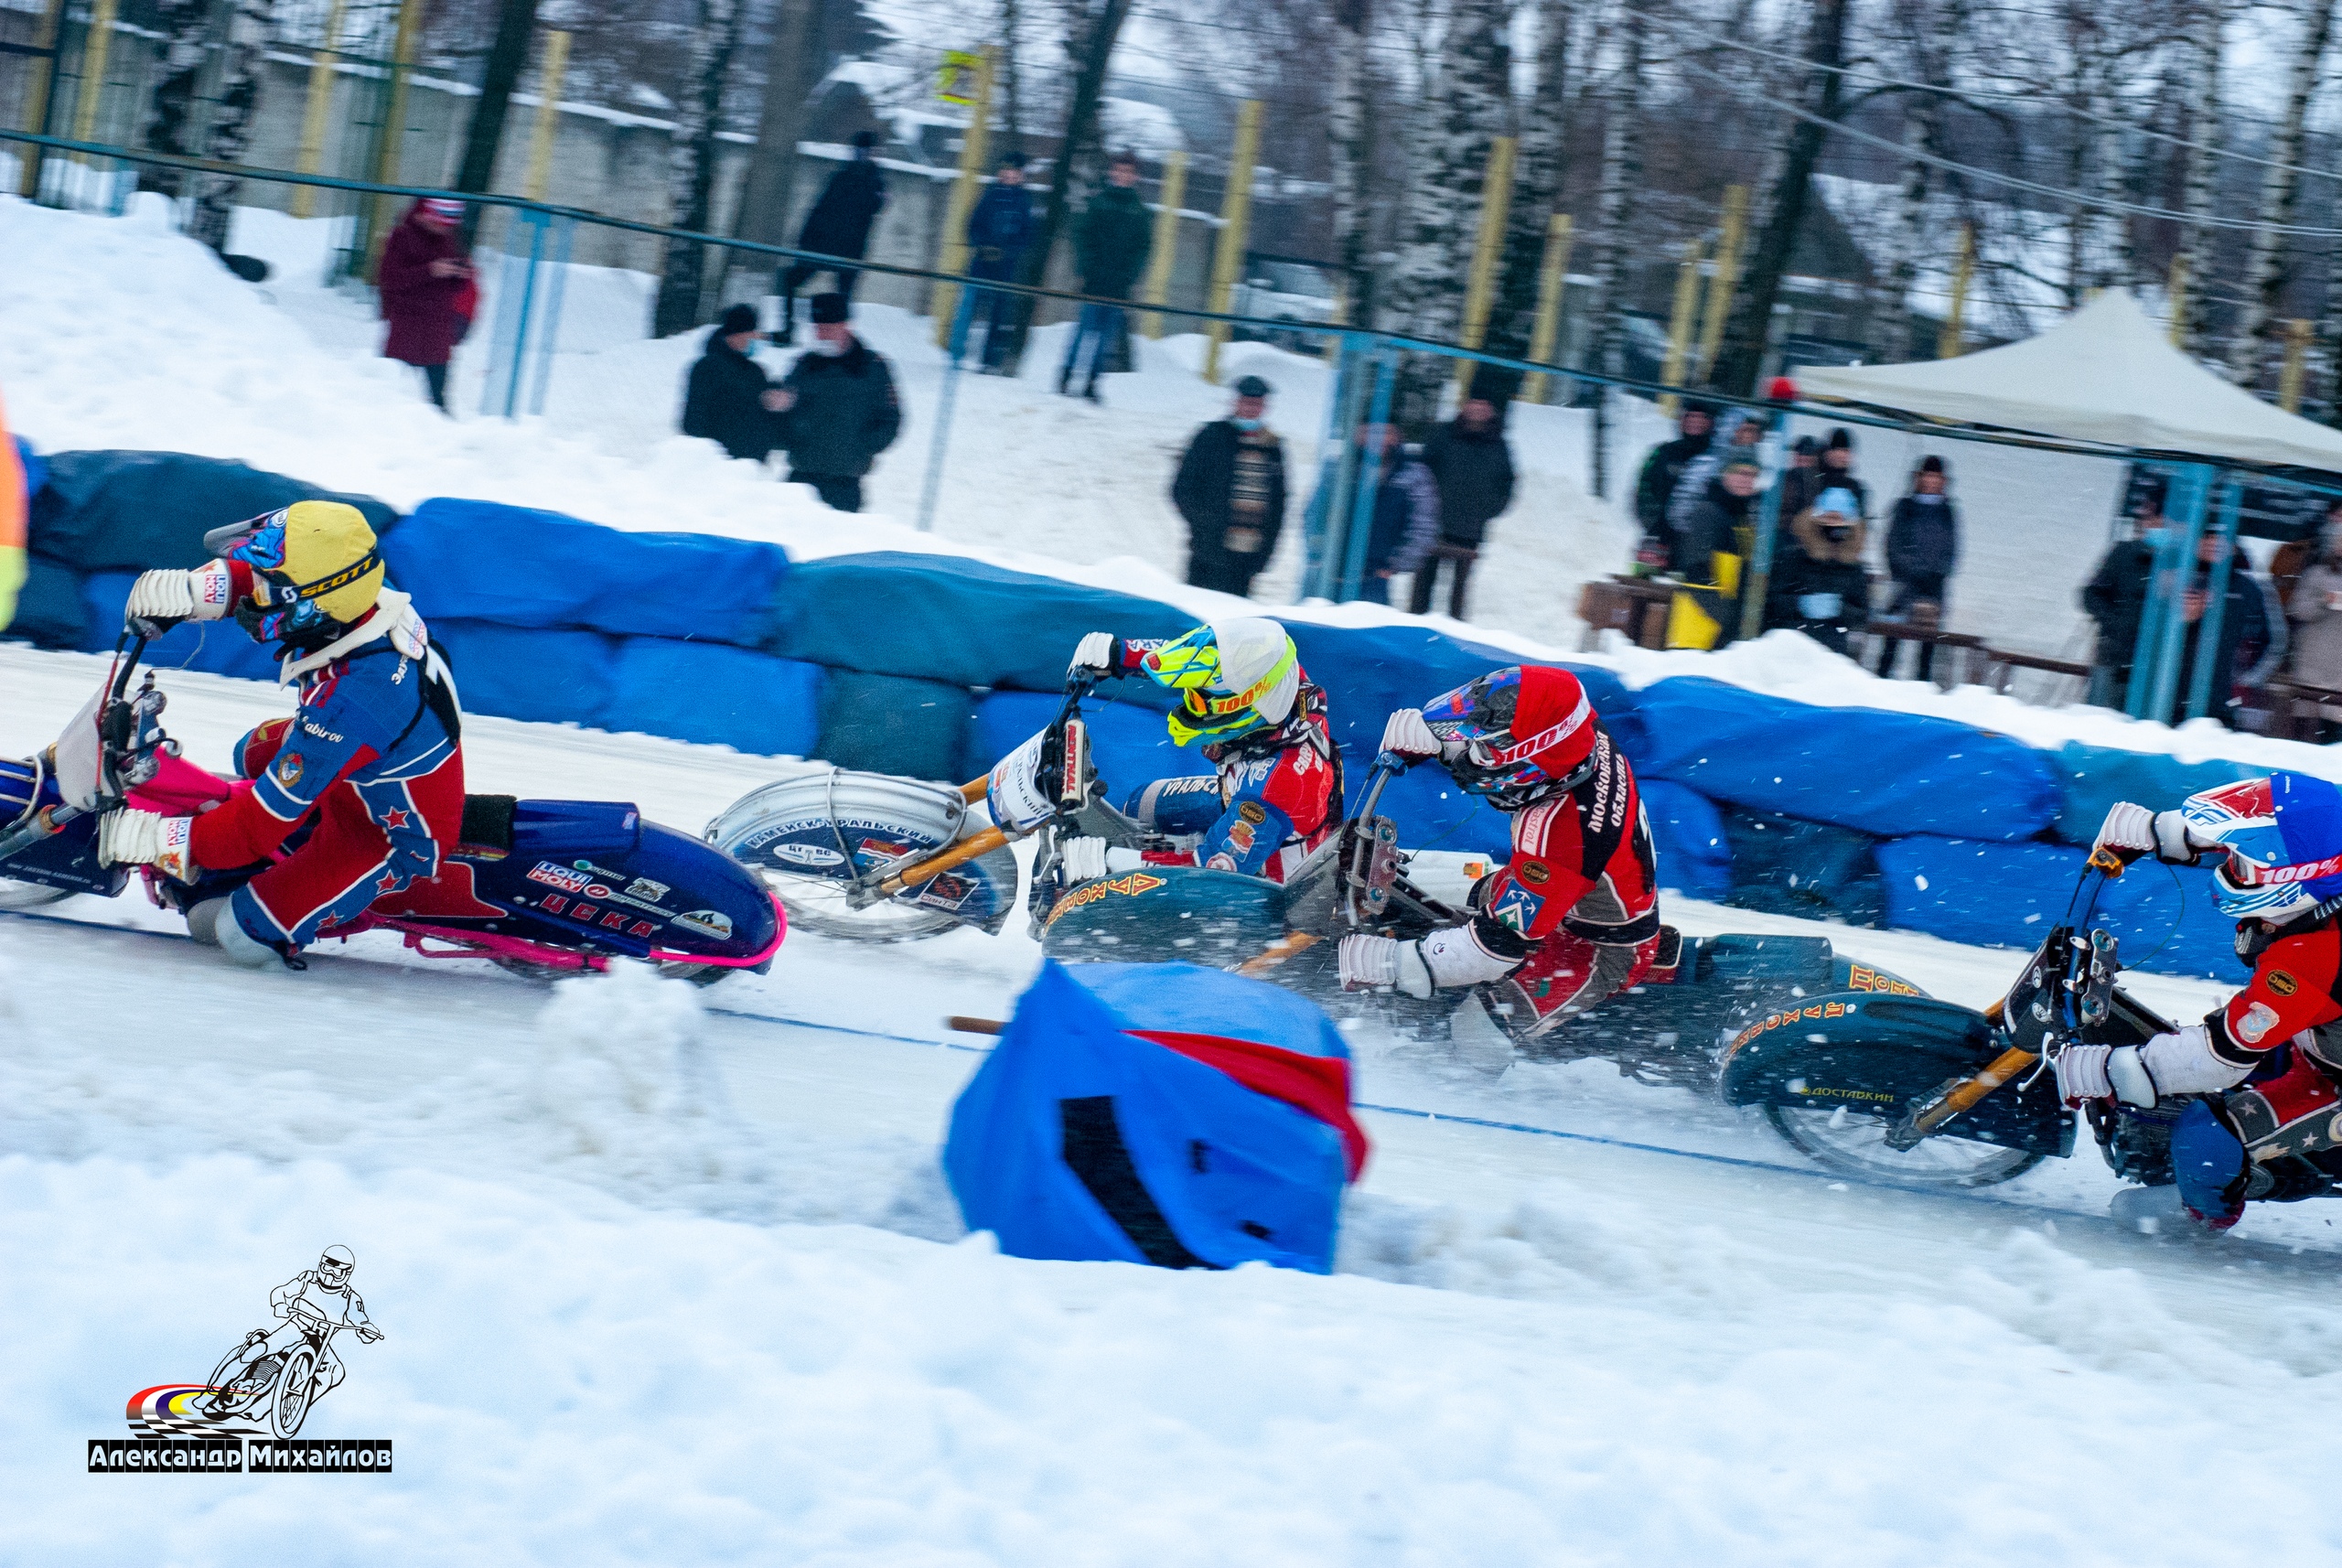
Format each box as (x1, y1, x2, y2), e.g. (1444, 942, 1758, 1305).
(2170, 1100, 2248, 1230)
(214, 888, 288, 969)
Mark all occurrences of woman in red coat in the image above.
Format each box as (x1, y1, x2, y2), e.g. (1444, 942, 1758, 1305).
(377, 198, 476, 411)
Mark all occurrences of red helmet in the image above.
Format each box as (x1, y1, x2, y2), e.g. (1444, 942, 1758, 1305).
(1422, 665, 1601, 805)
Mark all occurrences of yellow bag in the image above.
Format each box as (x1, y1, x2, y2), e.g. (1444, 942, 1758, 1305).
(1665, 551, 1743, 650)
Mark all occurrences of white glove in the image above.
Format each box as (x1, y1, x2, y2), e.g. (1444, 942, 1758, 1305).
(2093, 801, 2197, 865)
(986, 731, 1058, 832)
(1058, 836, 1144, 883)
(1380, 708, 1450, 763)
(97, 809, 197, 882)
(1068, 631, 1122, 681)
(1338, 933, 1434, 998)
(124, 563, 234, 628)
(2054, 1044, 2159, 1107)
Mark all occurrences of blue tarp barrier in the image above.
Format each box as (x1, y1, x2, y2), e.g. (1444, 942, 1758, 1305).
(27, 451, 397, 572)
(81, 572, 283, 681)
(1720, 808, 1885, 925)
(13, 436, 45, 502)
(432, 620, 620, 728)
(6, 555, 86, 649)
(1875, 836, 2240, 979)
(1639, 779, 1731, 899)
(2046, 742, 2262, 847)
(968, 690, 1193, 794)
(945, 960, 1364, 1273)
(1630, 677, 2060, 840)
(813, 669, 977, 781)
(602, 639, 823, 757)
(382, 499, 789, 646)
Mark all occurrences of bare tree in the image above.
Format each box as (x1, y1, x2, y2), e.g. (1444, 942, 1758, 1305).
(454, 0, 548, 212)
(1328, 0, 1379, 326)
(1000, 0, 1136, 368)
(653, 0, 750, 336)
(1488, 0, 1574, 357)
(731, 0, 823, 255)
(1871, 0, 1965, 360)
(2227, 0, 2336, 385)
(2173, 1, 2225, 357)
(139, 0, 217, 198)
(187, 0, 274, 254)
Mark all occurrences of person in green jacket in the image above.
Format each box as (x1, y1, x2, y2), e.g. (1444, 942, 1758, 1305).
(1058, 151, 1155, 403)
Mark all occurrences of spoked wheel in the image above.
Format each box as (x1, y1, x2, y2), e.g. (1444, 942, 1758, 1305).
(1763, 1103, 2046, 1189)
(0, 876, 70, 912)
(749, 867, 963, 943)
(269, 1347, 318, 1438)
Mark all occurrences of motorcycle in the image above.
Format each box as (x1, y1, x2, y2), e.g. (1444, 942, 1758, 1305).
(0, 638, 785, 983)
(201, 1298, 381, 1439)
(715, 680, 2040, 1189)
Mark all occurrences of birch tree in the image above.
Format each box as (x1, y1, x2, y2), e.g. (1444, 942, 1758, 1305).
(140, 0, 218, 199)
(1380, 0, 1515, 424)
(653, 0, 750, 337)
(1328, 0, 1379, 327)
(1488, 0, 1574, 357)
(2174, 0, 2224, 357)
(1583, 0, 1643, 386)
(187, 0, 273, 254)
(2226, 0, 2336, 386)
(1871, 0, 1964, 361)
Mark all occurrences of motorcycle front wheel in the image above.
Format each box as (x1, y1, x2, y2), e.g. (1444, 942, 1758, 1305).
(0, 875, 70, 912)
(1763, 1103, 2046, 1189)
(269, 1347, 318, 1438)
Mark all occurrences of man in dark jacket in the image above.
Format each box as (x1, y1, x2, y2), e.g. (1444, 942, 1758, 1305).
(1058, 151, 1155, 403)
(770, 294, 901, 512)
(1358, 426, 1440, 607)
(681, 304, 786, 462)
(1765, 486, 1872, 656)
(965, 152, 1037, 371)
(1871, 455, 1959, 680)
(1777, 435, 1824, 521)
(2173, 530, 2280, 729)
(2083, 479, 2166, 709)
(1411, 392, 1516, 619)
(776, 130, 887, 345)
(378, 197, 475, 411)
(1668, 456, 1761, 648)
(1632, 402, 1714, 570)
(1173, 375, 1287, 596)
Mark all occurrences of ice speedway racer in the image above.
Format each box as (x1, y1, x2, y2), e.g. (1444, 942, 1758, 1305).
(0, 505, 780, 983)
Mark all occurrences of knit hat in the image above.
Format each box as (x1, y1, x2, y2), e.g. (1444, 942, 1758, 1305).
(998, 150, 1029, 171)
(418, 198, 464, 221)
(1826, 427, 1854, 452)
(809, 292, 851, 325)
(1816, 487, 1862, 518)
(852, 129, 879, 150)
(1234, 374, 1273, 398)
(719, 303, 759, 336)
(1918, 455, 1946, 476)
(1792, 435, 1821, 456)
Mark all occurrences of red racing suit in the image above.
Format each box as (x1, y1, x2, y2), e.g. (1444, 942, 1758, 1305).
(1462, 724, 1661, 1036)
(1122, 681, 1343, 885)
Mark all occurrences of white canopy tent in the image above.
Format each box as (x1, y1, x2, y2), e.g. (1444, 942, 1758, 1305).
(1792, 291, 2342, 473)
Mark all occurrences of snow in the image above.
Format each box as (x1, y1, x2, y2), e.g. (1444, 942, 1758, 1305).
(12, 197, 2342, 1562)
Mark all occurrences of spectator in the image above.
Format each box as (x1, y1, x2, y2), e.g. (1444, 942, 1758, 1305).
(377, 197, 476, 412)
(775, 130, 886, 346)
(1765, 486, 1870, 657)
(1817, 426, 1870, 518)
(1871, 455, 1960, 681)
(1667, 408, 1766, 542)
(2082, 480, 2166, 708)
(1666, 454, 1762, 649)
(2288, 510, 2342, 737)
(1632, 402, 1714, 571)
(681, 304, 787, 463)
(1356, 424, 1439, 607)
(965, 151, 1037, 372)
(1059, 151, 1155, 403)
(2270, 495, 2342, 611)
(768, 293, 900, 512)
(2170, 525, 2281, 728)
(1173, 375, 1288, 596)
(1777, 434, 1825, 521)
(1412, 391, 1516, 619)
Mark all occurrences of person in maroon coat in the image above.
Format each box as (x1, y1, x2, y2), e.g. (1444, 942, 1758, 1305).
(378, 198, 477, 412)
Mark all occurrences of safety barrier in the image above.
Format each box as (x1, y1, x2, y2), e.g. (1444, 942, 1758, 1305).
(7, 445, 2263, 978)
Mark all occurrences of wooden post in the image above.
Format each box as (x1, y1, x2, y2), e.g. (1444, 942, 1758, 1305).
(1138, 149, 1188, 339)
(366, 0, 426, 274)
(523, 28, 571, 203)
(290, 0, 348, 219)
(1520, 212, 1574, 405)
(1692, 184, 1746, 384)
(69, 0, 121, 172)
(2167, 252, 2189, 347)
(2280, 317, 2314, 411)
(16, 0, 68, 198)
(1937, 222, 1975, 360)
(930, 46, 996, 348)
(1454, 134, 1518, 397)
(1656, 240, 1704, 417)
(1201, 97, 1263, 386)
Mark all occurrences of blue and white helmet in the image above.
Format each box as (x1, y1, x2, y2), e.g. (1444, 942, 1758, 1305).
(2180, 771, 2342, 922)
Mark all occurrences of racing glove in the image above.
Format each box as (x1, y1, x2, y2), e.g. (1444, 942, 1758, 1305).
(1067, 632, 1126, 682)
(1379, 708, 1455, 765)
(2093, 801, 2201, 866)
(1058, 836, 1145, 884)
(124, 563, 235, 632)
(1340, 925, 1521, 998)
(97, 808, 197, 882)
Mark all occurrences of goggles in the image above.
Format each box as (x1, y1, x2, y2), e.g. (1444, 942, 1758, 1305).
(205, 510, 381, 641)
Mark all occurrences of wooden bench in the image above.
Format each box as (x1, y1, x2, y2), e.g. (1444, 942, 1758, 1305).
(2258, 679, 2342, 742)
(1577, 575, 1677, 652)
(1978, 647, 2095, 698)
(1859, 622, 1988, 688)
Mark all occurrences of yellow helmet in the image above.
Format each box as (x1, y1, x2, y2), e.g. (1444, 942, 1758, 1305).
(210, 500, 385, 644)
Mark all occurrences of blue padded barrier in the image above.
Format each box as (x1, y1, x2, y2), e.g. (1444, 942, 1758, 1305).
(1875, 836, 2239, 980)
(1719, 808, 1885, 925)
(28, 451, 397, 572)
(1630, 676, 2059, 841)
(431, 620, 621, 728)
(969, 690, 1194, 794)
(7, 556, 87, 649)
(81, 573, 285, 681)
(602, 639, 823, 757)
(814, 669, 977, 781)
(1638, 779, 1731, 899)
(2046, 743, 2262, 847)
(383, 499, 789, 646)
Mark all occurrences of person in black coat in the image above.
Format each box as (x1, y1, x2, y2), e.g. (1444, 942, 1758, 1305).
(680, 304, 785, 463)
(1058, 152, 1156, 402)
(2171, 529, 2282, 729)
(769, 294, 901, 512)
(964, 152, 1037, 371)
(1173, 375, 1288, 596)
(1411, 392, 1516, 619)
(1870, 455, 1959, 680)
(1631, 402, 1714, 570)
(1764, 487, 1872, 656)
(2082, 479, 2165, 708)
(1815, 426, 1871, 517)
(775, 131, 887, 345)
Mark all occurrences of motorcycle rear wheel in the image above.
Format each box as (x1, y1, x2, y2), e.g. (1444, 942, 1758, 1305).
(1764, 1103, 2046, 1189)
(0, 876, 70, 911)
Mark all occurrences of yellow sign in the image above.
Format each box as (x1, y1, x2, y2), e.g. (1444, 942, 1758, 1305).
(938, 50, 983, 105)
